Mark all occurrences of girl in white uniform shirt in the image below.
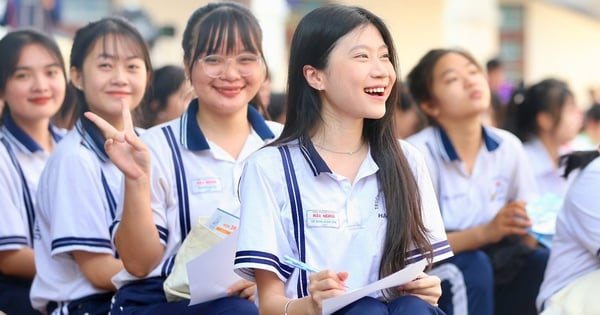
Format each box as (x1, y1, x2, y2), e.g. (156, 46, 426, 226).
(537, 150, 600, 314)
(406, 48, 549, 315)
(86, 3, 281, 314)
(31, 17, 152, 315)
(508, 79, 582, 197)
(0, 29, 68, 315)
(233, 5, 452, 315)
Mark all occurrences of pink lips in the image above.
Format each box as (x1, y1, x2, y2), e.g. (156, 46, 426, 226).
(29, 97, 51, 105)
(470, 90, 483, 99)
(107, 91, 130, 98)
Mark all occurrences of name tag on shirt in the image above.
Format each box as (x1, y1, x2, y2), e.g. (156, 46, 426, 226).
(306, 210, 339, 228)
(191, 177, 222, 194)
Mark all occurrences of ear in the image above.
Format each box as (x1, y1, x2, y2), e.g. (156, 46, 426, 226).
(536, 111, 554, 132)
(303, 65, 324, 91)
(70, 66, 83, 90)
(419, 100, 440, 118)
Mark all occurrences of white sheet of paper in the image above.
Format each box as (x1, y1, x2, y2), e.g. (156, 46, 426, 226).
(322, 259, 428, 315)
(187, 230, 242, 305)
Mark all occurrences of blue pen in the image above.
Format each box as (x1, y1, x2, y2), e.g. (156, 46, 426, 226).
(283, 255, 319, 273)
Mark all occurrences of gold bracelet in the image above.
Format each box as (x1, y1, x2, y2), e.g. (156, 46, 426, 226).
(284, 299, 295, 315)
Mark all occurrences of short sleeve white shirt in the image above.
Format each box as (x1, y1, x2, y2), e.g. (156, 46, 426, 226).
(406, 126, 538, 230)
(536, 156, 600, 310)
(111, 101, 283, 288)
(0, 114, 64, 251)
(31, 118, 122, 312)
(523, 137, 570, 197)
(233, 138, 452, 299)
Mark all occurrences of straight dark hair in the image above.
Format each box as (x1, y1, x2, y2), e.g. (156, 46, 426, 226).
(0, 29, 73, 126)
(407, 48, 483, 126)
(63, 16, 153, 129)
(271, 4, 434, 299)
(134, 65, 186, 128)
(509, 78, 573, 142)
(181, 2, 267, 115)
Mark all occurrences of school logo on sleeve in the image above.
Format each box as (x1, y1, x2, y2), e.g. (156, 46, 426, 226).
(306, 210, 340, 228)
(190, 177, 222, 194)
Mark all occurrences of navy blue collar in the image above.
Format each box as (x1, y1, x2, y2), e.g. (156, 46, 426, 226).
(438, 126, 502, 161)
(181, 99, 276, 151)
(76, 117, 109, 162)
(3, 114, 62, 153)
(298, 137, 332, 176)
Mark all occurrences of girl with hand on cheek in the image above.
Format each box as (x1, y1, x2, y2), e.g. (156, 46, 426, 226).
(406, 48, 548, 315)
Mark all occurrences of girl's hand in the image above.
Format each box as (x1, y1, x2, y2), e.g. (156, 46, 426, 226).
(227, 279, 256, 302)
(84, 102, 150, 180)
(307, 270, 348, 313)
(486, 201, 531, 243)
(398, 272, 441, 306)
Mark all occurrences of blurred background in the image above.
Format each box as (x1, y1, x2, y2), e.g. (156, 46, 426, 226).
(2, 0, 600, 108)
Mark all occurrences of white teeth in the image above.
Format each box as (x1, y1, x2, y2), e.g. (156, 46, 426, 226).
(364, 87, 385, 94)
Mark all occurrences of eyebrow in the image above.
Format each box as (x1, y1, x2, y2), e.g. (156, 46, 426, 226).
(439, 61, 475, 78)
(14, 63, 62, 71)
(348, 44, 388, 53)
(97, 53, 143, 60)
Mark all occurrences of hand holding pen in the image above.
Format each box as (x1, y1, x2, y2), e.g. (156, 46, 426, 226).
(284, 255, 348, 309)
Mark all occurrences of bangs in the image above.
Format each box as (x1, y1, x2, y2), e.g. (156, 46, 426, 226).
(192, 8, 262, 59)
(97, 33, 148, 62)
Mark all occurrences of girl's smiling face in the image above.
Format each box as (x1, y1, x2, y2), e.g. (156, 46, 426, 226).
(3, 43, 66, 125)
(71, 34, 149, 124)
(313, 23, 396, 122)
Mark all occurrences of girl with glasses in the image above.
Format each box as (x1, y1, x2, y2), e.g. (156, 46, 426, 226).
(86, 2, 282, 314)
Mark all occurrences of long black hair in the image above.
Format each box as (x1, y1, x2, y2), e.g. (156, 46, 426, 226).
(509, 78, 573, 142)
(271, 4, 434, 299)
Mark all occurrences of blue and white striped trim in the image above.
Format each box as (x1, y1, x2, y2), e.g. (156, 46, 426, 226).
(100, 171, 116, 220)
(405, 240, 453, 265)
(161, 254, 176, 277)
(0, 235, 28, 247)
(156, 225, 169, 244)
(235, 250, 295, 279)
(1, 137, 35, 246)
(162, 125, 191, 241)
(278, 145, 310, 296)
(75, 118, 109, 162)
(52, 237, 112, 251)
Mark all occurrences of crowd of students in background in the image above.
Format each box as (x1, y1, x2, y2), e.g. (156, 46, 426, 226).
(0, 2, 599, 315)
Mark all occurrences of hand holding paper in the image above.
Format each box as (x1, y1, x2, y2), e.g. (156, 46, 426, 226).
(321, 259, 428, 314)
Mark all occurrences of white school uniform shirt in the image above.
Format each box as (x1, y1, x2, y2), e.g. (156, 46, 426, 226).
(0, 114, 64, 252)
(406, 126, 538, 231)
(536, 156, 600, 311)
(111, 101, 283, 288)
(31, 118, 122, 313)
(233, 138, 452, 299)
(523, 137, 569, 197)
